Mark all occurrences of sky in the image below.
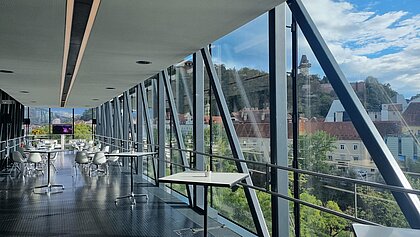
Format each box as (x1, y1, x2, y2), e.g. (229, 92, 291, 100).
(213, 0, 420, 98)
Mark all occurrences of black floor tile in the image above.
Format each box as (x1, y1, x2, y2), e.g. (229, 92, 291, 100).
(0, 153, 240, 237)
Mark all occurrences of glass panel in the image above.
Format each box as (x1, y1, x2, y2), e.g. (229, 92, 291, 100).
(74, 108, 93, 141)
(210, 12, 269, 234)
(294, 0, 418, 232)
(29, 107, 49, 139)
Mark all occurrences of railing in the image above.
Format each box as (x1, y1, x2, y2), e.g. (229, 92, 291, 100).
(92, 134, 420, 230)
(0, 135, 28, 170)
(19, 133, 418, 232)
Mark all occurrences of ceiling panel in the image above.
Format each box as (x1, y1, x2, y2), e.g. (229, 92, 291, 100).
(66, 0, 281, 107)
(0, 0, 282, 108)
(0, 0, 65, 107)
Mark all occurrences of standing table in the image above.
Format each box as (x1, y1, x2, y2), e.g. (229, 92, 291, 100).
(352, 224, 420, 237)
(105, 151, 157, 205)
(159, 171, 248, 237)
(26, 149, 65, 193)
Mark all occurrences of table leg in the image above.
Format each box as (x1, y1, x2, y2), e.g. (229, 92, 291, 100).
(131, 156, 134, 193)
(204, 185, 208, 237)
(34, 152, 64, 193)
(47, 152, 51, 186)
(115, 156, 148, 205)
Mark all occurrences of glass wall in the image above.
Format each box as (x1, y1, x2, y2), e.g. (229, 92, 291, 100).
(210, 13, 271, 234)
(290, 0, 420, 234)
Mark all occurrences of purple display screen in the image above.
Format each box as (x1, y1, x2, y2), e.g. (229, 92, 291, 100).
(52, 124, 73, 134)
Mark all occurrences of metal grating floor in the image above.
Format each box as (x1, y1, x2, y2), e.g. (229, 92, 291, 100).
(0, 152, 240, 237)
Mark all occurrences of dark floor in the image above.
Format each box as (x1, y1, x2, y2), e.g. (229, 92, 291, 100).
(0, 152, 240, 237)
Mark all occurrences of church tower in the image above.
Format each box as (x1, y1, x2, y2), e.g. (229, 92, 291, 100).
(298, 55, 311, 76)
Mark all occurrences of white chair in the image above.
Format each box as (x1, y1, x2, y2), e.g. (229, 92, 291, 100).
(101, 145, 110, 153)
(106, 149, 121, 172)
(27, 153, 44, 176)
(11, 151, 27, 175)
(74, 151, 89, 176)
(17, 146, 28, 159)
(89, 152, 107, 176)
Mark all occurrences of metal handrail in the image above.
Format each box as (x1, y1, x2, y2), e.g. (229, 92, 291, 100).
(92, 134, 420, 227)
(93, 134, 420, 196)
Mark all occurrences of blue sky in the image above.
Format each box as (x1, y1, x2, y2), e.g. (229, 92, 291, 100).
(212, 0, 420, 98)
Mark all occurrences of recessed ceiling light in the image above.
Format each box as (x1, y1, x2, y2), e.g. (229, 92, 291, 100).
(0, 69, 14, 74)
(92, 98, 99, 101)
(105, 87, 115, 90)
(136, 60, 152, 65)
(20, 90, 29, 94)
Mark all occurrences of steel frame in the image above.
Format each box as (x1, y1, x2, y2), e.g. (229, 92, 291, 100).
(269, 4, 289, 237)
(201, 47, 270, 237)
(157, 73, 166, 188)
(140, 83, 157, 182)
(193, 52, 205, 209)
(287, 0, 420, 228)
(162, 70, 194, 206)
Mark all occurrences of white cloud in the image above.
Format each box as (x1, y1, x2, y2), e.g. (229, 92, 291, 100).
(300, 0, 420, 97)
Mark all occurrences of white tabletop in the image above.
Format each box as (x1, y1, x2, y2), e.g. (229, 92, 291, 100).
(159, 171, 248, 188)
(352, 224, 420, 237)
(25, 149, 64, 153)
(104, 151, 157, 157)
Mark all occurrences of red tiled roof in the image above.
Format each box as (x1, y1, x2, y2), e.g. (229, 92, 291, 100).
(403, 102, 420, 126)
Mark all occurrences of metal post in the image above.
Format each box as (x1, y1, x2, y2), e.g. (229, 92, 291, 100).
(137, 85, 144, 176)
(291, 13, 300, 237)
(194, 52, 205, 209)
(287, 0, 420, 228)
(122, 94, 129, 151)
(269, 4, 289, 237)
(201, 47, 270, 237)
(157, 74, 166, 188)
(48, 108, 51, 139)
(72, 109, 75, 139)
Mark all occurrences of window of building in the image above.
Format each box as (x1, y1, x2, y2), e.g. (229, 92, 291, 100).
(328, 155, 333, 161)
(353, 156, 359, 161)
(353, 144, 358, 150)
(340, 144, 345, 150)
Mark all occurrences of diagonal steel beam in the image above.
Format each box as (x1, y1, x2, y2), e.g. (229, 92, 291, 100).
(113, 96, 123, 143)
(287, 0, 420, 228)
(201, 47, 270, 237)
(140, 83, 157, 182)
(162, 70, 194, 207)
(106, 102, 114, 150)
(124, 91, 136, 143)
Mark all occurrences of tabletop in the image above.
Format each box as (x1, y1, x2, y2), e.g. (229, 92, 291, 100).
(352, 224, 420, 237)
(159, 171, 248, 188)
(104, 151, 157, 157)
(25, 149, 64, 153)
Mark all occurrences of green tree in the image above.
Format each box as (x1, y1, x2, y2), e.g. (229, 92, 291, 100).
(74, 124, 92, 140)
(322, 201, 349, 237)
(365, 76, 397, 111)
(298, 131, 336, 173)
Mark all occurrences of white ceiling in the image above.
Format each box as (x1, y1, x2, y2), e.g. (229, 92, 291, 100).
(0, 0, 65, 107)
(0, 0, 282, 108)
